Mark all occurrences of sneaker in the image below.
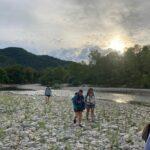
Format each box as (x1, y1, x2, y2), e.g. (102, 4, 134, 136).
(79, 124, 83, 128)
(73, 118, 76, 124)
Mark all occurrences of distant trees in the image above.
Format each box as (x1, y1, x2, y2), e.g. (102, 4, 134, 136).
(138, 46, 150, 88)
(0, 45, 150, 88)
(0, 65, 38, 84)
(5, 65, 25, 84)
(0, 68, 9, 83)
(86, 45, 150, 88)
(40, 67, 69, 86)
(67, 62, 89, 86)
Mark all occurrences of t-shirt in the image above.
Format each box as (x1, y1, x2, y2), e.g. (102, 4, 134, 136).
(145, 134, 150, 150)
(45, 87, 51, 96)
(85, 95, 95, 104)
(72, 95, 85, 110)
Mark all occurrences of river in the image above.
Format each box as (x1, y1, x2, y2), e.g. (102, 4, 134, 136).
(0, 84, 150, 104)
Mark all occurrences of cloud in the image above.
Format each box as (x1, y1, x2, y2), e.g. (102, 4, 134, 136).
(0, 0, 150, 61)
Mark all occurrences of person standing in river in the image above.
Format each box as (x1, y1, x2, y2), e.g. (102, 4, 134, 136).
(45, 86, 52, 103)
(85, 88, 96, 122)
(72, 89, 85, 127)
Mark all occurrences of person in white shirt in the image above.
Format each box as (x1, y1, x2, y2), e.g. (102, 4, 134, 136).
(85, 88, 95, 122)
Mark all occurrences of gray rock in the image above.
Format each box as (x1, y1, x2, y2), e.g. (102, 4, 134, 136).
(27, 141, 37, 148)
(0, 141, 3, 147)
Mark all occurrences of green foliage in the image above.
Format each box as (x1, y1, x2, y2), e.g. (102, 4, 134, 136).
(86, 45, 150, 88)
(0, 68, 9, 83)
(2, 65, 39, 84)
(0, 47, 72, 70)
(40, 67, 68, 86)
(67, 62, 89, 85)
(0, 128, 5, 139)
(5, 65, 26, 84)
(38, 121, 46, 129)
(0, 45, 150, 88)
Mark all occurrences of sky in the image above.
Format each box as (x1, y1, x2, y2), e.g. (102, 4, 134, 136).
(0, 0, 150, 61)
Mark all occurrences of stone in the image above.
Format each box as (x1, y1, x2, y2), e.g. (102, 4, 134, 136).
(0, 141, 3, 147)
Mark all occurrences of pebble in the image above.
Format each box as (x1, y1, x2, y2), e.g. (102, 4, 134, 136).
(0, 92, 147, 149)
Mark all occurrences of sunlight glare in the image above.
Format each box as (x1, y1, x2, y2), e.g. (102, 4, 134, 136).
(109, 38, 125, 53)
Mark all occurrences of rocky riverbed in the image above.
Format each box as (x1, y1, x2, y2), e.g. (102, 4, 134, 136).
(0, 92, 149, 150)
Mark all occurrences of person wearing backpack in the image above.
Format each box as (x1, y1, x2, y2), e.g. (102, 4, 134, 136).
(45, 86, 52, 103)
(72, 89, 85, 127)
(142, 123, 150, 150)
(85, 88, 95, 122)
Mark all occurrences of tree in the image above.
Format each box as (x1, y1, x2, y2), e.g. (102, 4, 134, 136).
(24, 67, 35, 83)
(0, 68, 9, 83)
(5, 65, 26, 84)
(40, 67, 68, 86)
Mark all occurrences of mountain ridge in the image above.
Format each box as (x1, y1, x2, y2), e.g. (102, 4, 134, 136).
(0, 47, 72, 70)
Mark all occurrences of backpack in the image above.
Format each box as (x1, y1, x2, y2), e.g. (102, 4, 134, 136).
(74, 95, 82, 104)
(142, 123, 150, 142)
(74, 95, 85, 109)
(45, 87, 51, 96)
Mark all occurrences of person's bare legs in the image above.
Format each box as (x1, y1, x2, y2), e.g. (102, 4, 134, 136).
(74, 112, 78, 123)
(45, 96, 51, 104)
(45, 96, 48, 103)
(86, 108, 90, 120)
(91, 108, 95, 122)
(48, 96, 50, 103)
(78, 111, 82, 125)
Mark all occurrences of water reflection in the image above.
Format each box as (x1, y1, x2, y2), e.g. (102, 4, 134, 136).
(1, 84, 150, 104)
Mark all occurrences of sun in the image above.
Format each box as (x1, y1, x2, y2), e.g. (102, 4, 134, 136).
(109, 38, 125, 53)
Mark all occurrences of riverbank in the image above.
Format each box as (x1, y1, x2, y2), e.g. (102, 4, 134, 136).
(0, 92, 149, 149)
(63, 86, 150, 95)
(1, 84, 150, 95)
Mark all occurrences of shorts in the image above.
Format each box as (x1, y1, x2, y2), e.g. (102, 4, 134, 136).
(86, 103, 95, 109)
(74, 108, 84, 112)
(45, 95, 51, 97)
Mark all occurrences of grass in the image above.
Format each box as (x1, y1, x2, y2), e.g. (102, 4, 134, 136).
(38, 121, 46, 129)
(0, 128, 5, 139)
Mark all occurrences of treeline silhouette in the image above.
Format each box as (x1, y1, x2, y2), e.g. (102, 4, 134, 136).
(0, 45, 150, 88)
(0, 47, 71, 69)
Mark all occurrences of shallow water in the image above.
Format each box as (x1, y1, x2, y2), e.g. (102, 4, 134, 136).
(2, 84, 149, 104)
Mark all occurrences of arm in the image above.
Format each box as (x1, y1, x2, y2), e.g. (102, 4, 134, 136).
(93, 96, 96, 104)
(45, 88, 47, 95)
(84, 95, 87, 103)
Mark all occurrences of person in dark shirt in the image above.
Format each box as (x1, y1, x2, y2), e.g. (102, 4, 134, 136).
(45, 86, 52, 103)
(72, 89, 85, 127)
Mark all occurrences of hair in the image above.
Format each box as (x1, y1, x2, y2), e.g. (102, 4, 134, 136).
(79, 89, 83, 93)
(87, 88, 94, 96)
(75, 92, 78, 95)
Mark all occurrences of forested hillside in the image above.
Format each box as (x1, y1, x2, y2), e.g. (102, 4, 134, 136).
(0, 47, 71, 70)
(0, 45, 150, 88)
